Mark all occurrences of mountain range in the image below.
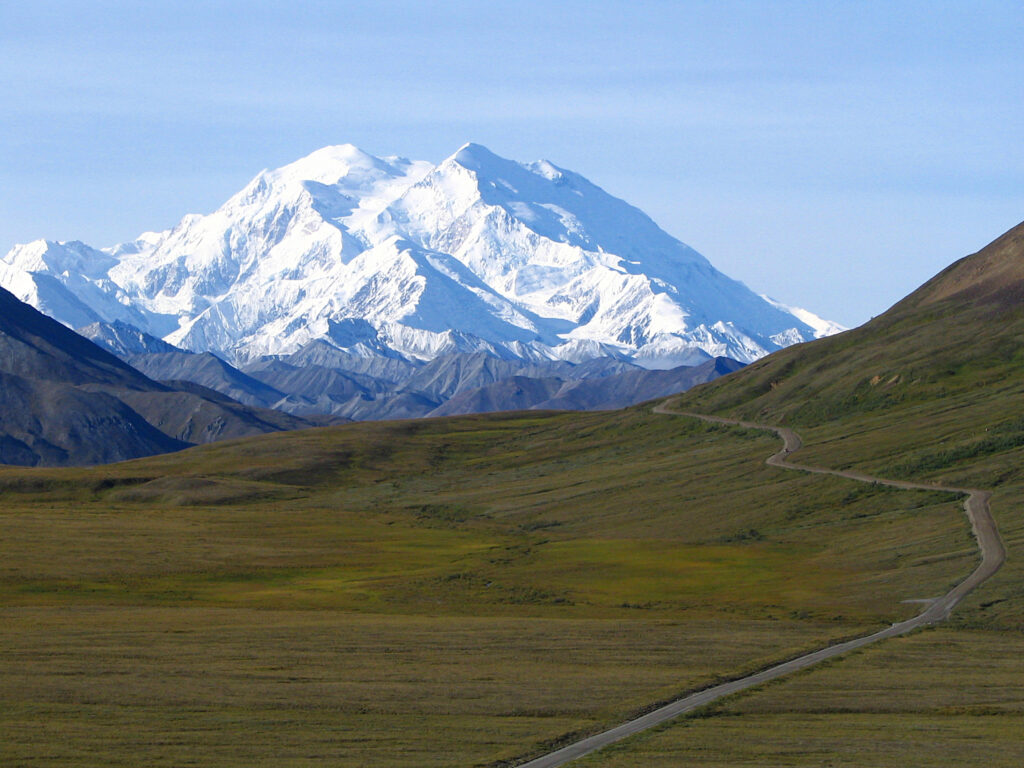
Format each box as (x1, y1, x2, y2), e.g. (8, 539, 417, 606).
(0, 143, 851, 460)
(0, 278, 743, 462)
(0, 143, 841, 371)
(74, 318, 745, 421)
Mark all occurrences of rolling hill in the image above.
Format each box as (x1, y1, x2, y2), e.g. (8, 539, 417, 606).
(683, 219, 1024, 428)
(599, 218, 1024, 765)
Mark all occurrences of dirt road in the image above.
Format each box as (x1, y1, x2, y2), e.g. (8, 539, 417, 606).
(516, 407, 1005, 768)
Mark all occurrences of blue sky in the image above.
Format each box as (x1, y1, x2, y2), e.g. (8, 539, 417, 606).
(2, 1, 1021, 327)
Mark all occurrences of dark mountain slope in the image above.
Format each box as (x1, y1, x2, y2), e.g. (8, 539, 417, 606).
(125, 351, 287, 409)
(399, 352, 639, 403)
(115, 384, 330, 444)
(398, 352, 521, 400)
(0, 287, 333, 466)
(241, 358, 385, 404)
(78, 318, 179, 355)
(0, 287, 157, 388)
(0, 371, 186, 465)
(428, 357, 746, 416)
(536, 356, 745, 411)
(79, 320, 295, 410)
(276, 339, 419, 384)
(427, 376, 565, 416)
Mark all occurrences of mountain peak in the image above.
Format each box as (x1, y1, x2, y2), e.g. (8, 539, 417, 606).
(0, 143, 840, 367)
(447, 142, 513, 176)
(266, 143, 393, 186)
(453, 140, 495, 158)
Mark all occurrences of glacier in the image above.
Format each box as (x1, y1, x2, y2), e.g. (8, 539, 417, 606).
(0, 142, 842, 367)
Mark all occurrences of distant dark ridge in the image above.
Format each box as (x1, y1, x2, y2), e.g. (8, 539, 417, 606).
(0, 286, 157, 388)
(0, 288, 336, 466)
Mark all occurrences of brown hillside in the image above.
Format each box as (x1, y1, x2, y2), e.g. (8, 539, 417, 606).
(897, 219, 1024, 312)
(679, 218, 1024, 425)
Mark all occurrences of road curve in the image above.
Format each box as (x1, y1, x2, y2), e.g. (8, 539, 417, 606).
(516, 407, 1005, 768)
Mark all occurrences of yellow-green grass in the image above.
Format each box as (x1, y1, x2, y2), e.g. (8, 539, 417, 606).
(0, 411, 972, 619)
(0, 607, 853, 768)
(772, 395, 1024, 633)
(0, 407, 979, 765)
(573, 628, 1024, 768)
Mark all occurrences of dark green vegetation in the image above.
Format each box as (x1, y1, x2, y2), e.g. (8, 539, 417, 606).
(581, 221, 1024, 764)
(0, 407, 972, 767)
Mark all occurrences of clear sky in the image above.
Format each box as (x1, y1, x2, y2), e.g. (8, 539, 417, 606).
(2, 0, 1021, 327)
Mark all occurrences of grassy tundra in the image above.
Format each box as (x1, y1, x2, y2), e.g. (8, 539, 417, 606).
(0, 408, 975, 767)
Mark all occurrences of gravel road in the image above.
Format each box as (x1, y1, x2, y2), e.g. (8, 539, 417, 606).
(516, 407, 1005, 768)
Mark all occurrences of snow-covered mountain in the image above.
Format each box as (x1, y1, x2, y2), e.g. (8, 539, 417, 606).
(0, 143, 841, 367)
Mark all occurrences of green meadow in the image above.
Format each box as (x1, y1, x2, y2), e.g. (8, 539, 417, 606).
(572, 398, 1024, 766)
(0, 406, 979, 766)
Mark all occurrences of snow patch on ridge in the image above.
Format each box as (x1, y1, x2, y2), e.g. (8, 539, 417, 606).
(760, 294, 847, 339)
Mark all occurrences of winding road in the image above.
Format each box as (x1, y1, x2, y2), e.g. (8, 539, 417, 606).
(517, 407, 1006, 768)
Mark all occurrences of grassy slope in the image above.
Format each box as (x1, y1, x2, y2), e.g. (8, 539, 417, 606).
(0, 407, 975, 767)
(588, 222, 1024, 765)
(680, 220, 1024, 631)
